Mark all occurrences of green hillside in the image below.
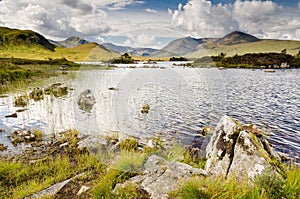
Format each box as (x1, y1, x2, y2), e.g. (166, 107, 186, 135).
(0, 27, 119, 62)
(188, 39, 300, 58)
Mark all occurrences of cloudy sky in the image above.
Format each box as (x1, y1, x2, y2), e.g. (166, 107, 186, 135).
(0, 0, 299, 48)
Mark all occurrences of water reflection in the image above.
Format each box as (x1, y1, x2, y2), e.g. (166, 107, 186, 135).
(0, 62, 299, 163)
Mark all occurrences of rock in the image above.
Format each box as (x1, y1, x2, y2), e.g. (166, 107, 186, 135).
(108, 87, 118, 90)
(14, 96, 28, 107)
(197, 126, 213, 136)
(77, 89, 96, 112)
(11, 130, 36, 145)
(205, 115, 241, 178)
(16, 109, 28, 113)
(29, 88, 44, 101)
(5, 112, 17, 118)
(44, 83, 68, 97)
(205, 115, 284, 181)
(128, 155, 207, 199)
(25, 173, 85, 199)
(76, 185, 90, 196)
(141, 103, 150, 114)
(26, 178, 72, 199)
(0, 143, 8, 151)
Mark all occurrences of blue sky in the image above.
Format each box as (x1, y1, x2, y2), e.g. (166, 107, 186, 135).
(0, 0, 299, 48)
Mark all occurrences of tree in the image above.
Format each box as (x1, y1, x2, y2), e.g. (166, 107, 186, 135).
(281, 49, 287, 54)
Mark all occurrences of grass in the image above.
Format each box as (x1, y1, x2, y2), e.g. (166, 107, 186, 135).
(1, 131, 299, 199)
(188, 39, 300, 58)
(170, 166, 300, 199)
(0, 153, 104, 199)
(0, 43, 119, 62)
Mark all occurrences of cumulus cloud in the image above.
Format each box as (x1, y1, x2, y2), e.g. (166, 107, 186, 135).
(123, 33, 160, 48)
(0, 0, 143, 40)
(170, 0, 300, 40)
(145, 8, 157, 13)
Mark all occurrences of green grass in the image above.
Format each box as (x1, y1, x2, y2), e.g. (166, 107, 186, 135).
(0, 43, 119, 62)
(0, 153, 103, 199)
(170, 166, 300, 199)
(188, 39, 300, 58)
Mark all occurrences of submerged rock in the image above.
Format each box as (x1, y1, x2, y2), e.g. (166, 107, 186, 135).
(5, 112, 17, 118)
(44, 83, 68, 97)
(14, 96, 28, 107)
(126, 155, 207, 199)
(141, 103, 150, 114)
(205, 115, 285, 181)
(0, 143, 8, 151)
(77, 89, 96, 112)
(11, 130, 38, 145)
(29, 88, 44, 101)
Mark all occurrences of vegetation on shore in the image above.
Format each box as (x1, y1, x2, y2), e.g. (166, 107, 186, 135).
(195, 52, 300, 68)
(169, 57, 188, 61)
(111, 53, 135, 64)
(0, 129, 299, 199)
(0, 57, 79, 94)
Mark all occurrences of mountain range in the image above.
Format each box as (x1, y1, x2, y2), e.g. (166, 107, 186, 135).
(0, 26, 299, 61)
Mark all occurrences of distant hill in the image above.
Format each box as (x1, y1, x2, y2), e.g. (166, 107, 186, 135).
(0, 27, 55, 51)
(56, 42, 119, 62)
(215, 31, 260, 45)
(153, 31, 300, 58)
(102, 43, 160, 57)
(153, 37, 207, 57)
(0, 27, 118, 61)
(49, 36, 89, 48)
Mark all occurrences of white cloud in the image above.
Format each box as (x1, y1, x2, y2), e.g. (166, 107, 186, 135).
(145, 8, 157, 13)
(122, 33, 160, 48)
(170, 0, 300, 40)
(0, 0, 144, 40)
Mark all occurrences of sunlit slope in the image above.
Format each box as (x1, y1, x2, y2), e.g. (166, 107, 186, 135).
(0, 27, 119, 62)
(187, 39, 300, 58)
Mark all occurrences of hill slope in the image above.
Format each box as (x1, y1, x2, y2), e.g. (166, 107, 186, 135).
(216, 31, 260, 45)
(154, 37, 207, 57)
(0, 27, 55, 51)
(102, 43, 160, 57)
(188, 39, 300, 58)
(49, 36, 89, 48)
(0, 27, 118, 61)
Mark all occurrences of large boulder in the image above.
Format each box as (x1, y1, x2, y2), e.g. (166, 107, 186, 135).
(205, 115, 285, 181)
(77, 89, 96, 112)
(129, 155, 207, 199)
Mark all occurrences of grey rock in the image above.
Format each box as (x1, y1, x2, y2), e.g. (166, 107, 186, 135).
(205, 115, 240, 178)
(26, 173, 85, 199)
(205, 115, 284, 181)
(129, 155, 207, 199)
(26, 178, 72, 199)
(77, 89, 96, 112)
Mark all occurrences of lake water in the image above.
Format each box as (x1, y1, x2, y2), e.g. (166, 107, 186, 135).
(0, 62, 299, 163)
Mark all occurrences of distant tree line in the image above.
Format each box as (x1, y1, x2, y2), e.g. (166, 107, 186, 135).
(169, 57, 187, 61)
(112, 53, 135, 64)
(195, 52, 300, 68)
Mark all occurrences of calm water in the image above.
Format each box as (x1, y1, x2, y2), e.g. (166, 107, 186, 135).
(0, 62, 299, 162)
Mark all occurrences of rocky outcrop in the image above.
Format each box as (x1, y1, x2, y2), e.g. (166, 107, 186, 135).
(205, 115, 285, 181)
(77, 89, 96, 112)
(126, 155, 207, 199)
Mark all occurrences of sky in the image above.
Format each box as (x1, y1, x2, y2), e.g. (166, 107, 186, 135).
(0, 0, 299, 48)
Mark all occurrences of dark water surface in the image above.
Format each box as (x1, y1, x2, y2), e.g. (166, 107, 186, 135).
(0, 62, 299, 163)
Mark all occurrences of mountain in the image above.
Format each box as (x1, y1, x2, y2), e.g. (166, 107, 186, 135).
(0, 27, 55, 51)
(102, 43, 160, 57)
(216, 31, 260, 45)
(153, 37, 205, 57)
(49, 36, 89, 48)
(56, 42, 119, 62)
(0, 27, 118, 61)
(155, 31, 300, 58)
